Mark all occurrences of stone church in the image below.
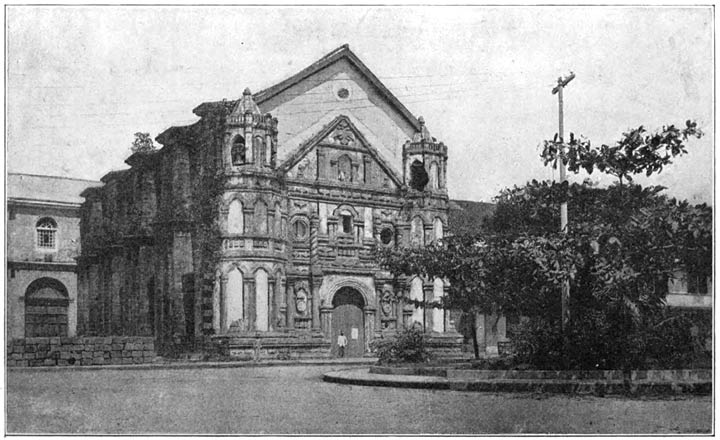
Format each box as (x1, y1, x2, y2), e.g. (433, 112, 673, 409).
(78, 45, 468, 357)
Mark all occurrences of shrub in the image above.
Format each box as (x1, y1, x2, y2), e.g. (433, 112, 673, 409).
(510, 307, 712, 370)
(370, 326, 430, 365)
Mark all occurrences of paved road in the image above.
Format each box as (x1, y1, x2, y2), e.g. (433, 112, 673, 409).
(7, 365, 712, 434)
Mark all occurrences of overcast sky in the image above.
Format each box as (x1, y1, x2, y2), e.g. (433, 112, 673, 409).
(6, 6, 713, 204)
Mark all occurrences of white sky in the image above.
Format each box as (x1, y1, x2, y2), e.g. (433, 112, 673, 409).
(6, 6, 714, 204)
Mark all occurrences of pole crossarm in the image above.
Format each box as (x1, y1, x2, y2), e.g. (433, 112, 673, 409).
(552, 72, 575, 95)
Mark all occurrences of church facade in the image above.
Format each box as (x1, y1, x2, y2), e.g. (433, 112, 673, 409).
(78, 45, 462, 357)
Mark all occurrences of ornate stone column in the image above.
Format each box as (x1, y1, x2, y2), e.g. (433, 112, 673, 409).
(443, 284, 454, 332)
(320, 305, 332, 336)
(285, 282, 294, 329)
(423, 281, 432, 333)
(219, 275, 228, 333)
(268, 278, 276, 331)
(317, 148, 326, 180)
(310, 277, 322, 331)
(364, 306, 376, 352)
(244, 279, 256, 331)
(277, 276, 286, 329)
(212, 275, 221, 334)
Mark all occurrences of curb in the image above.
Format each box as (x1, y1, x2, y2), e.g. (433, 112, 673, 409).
(7, 358, 378, 373)
(322, 369, 712, 396)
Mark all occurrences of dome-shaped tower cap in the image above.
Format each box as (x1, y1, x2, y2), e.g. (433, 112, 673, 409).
(412, 115, 433, 143)
(231, 87, 261, 117)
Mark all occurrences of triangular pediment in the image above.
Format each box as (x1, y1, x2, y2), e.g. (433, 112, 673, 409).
(280, 115, 403, 189)
(253, 45, 420, 133)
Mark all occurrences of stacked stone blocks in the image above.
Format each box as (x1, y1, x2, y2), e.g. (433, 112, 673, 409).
(6, 336, 155, 367)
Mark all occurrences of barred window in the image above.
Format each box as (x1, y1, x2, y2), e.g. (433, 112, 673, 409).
(36, 218, 57, 250)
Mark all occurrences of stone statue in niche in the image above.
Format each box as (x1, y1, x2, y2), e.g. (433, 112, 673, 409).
(295, 289, 308, 314)
(337, 155, 352, 182)
(380, 291, 394, 317)
(297, 159, 308, 178)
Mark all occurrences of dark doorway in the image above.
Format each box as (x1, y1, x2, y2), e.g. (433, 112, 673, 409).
(331, 287, 365, 357)
(24, 278, 69, 337)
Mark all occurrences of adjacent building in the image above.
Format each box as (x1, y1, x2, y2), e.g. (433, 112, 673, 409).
(7, 173, 101, 339)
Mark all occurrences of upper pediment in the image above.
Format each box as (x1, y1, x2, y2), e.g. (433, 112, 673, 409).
(191, 45, 420, 174)
(280, 115, 402, 191)
(253, 45, 420, 132)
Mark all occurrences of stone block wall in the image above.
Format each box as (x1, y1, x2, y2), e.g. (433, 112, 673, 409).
(6, 336, 155, 367)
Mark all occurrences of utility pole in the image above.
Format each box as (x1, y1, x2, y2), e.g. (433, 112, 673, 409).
(552, 72, 575, 333)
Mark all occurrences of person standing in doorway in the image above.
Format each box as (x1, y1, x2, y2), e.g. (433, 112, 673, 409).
(337, 331, 348, 357)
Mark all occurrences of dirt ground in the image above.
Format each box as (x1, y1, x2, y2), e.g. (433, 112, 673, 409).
(6, 365, 712, 434)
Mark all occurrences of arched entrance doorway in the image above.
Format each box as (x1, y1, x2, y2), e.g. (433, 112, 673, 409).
(24, 277, 69, 337)
(331, 287, 365, 357)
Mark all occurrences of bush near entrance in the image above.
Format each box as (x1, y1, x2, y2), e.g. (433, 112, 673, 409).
(370, 326, 430, 365)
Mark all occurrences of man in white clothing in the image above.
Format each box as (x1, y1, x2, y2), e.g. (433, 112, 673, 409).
(337, 331, 348, 357)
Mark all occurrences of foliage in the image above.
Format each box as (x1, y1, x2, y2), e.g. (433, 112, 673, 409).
(370, 326, 431, 365)
(540, 120, 702, 182)
(131, 132, 156, 153)
(511, 308, 711, 370)
(379, 120, 709, 368)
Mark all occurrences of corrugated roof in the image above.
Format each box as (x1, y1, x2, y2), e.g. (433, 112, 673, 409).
(448, 199, 496, 236)
(7, 173, 102, 205)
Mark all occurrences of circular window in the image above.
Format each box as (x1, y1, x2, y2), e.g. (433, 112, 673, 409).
(337, 88, 350, 99)
(380, 227, 394, 245)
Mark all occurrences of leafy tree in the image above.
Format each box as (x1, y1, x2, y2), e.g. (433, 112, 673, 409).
(540, 120, 702, 184)
(378, 121, 709, 367)
(131, 132, 156, 153)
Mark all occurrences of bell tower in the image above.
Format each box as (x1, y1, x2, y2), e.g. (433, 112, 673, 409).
(402, 116, 447, 194)
(224, 87, 278, 170)
(217, 88, 287, 336)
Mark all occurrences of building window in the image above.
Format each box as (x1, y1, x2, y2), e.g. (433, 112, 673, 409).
(409, 159, 429, 191)
(254, 136, 266, 165)
(337, 88, 350, 99)
(411, 216, 424, 247)
(228, 199, 244, 234)
(341, 213, 353, 234)
(254, 201, 268, 234)
(433, 217, 444, 241)
(231, 135, 246, 165)
(380, 227, 394, 245)
(36, 218, 57, 250)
